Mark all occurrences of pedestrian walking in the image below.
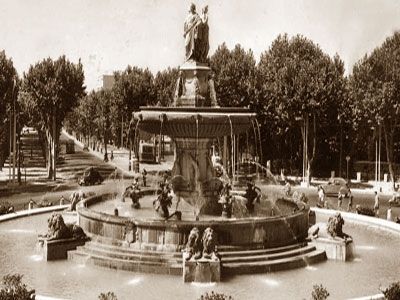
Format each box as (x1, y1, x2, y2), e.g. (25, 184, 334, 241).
(284, 181, 291, 197)
(387, 204, 393, 221)
(142, 169, 147, 187)
(110, 150, 114, 161)
(337, 192, 343, 209)
(374, 191, 380, 217)
(318, 185, 325, 207)
(347, 191, 353, 212)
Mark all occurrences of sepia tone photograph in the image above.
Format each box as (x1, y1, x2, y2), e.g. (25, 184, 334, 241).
(0, 1, 400, 299)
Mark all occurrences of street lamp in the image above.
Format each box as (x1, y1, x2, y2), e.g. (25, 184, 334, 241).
(346, 155, 350, 182)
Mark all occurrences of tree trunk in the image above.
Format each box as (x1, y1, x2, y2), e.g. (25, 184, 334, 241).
(52, 113, 57, 181)
(306, 114, 317, 183)
(383, 123, 395, 190)
(46, 129, 53, 179)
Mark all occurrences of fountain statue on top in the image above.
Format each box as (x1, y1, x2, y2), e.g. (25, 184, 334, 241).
(133, 3, 254, 218)
(174, 3, 217, 107)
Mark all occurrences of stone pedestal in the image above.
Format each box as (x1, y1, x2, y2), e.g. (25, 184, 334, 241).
(183, 255, 221, 283)
(311, 237, 353, 261)
(38, 237, 87, 261)
(174, 61, 212, 107)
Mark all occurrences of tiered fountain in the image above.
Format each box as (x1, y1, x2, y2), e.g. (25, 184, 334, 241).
(68, 3, 326, 279)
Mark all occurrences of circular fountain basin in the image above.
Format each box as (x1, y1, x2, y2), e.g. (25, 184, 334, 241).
(134, 107, 255, 138)
(77, 192, 309, 251)
(1, 211, 400, 299)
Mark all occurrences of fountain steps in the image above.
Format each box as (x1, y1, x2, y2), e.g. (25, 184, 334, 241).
(69, 250, 182, 275)
(222, 249, 327, 275)
(218, 242, 308, 256)
(220, 244, 317, 263)
(68, 241, 326, 275)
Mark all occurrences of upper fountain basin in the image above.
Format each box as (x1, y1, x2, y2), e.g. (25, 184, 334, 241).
(134, 107, 256, 138)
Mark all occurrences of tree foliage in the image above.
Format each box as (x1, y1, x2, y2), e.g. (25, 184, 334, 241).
(210, 43, 257, 107)
(21, 56, 85, 179)
(349, 31, 400, 185)
(257, 34, 346, 177)
(153, 67, 178, 106)
(110, 66, 154, 147)
(0, 51, 18, 170)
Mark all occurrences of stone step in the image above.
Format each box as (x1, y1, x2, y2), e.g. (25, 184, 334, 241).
(68, 249, 182, 275)
(218, 242, 307, 257)
(82, 241, 183, 258)
(77, 244, 182, 264)
(220, 244, 317, 263)
(222, 249, 327, 275)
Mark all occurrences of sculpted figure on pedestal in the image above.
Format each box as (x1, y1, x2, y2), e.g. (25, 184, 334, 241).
(184, 4, 209, 62)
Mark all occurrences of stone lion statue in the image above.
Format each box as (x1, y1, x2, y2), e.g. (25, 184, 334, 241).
(327, 212, 348, 239)
(44, 213, 87, 241)
(185, 227, 202, 261)
(202, 227, 218, 260)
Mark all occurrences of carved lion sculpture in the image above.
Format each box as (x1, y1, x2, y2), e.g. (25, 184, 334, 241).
(202, 227, 218, 259)
(185, 227, 202, 261)
(327, 212, 346, 238)
(45, 213, 86, 241)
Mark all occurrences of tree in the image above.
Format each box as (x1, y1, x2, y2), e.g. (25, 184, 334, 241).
(112, 66, 154, 147)
(349, 31, 400, 187)
(93, 89, 114, 160)
(257, 34, 346, 179)
(21, 56, 85, 180)
(210, 43, 257, 107)
(153, 67, 178, 106)
(0, 51, 18, 171)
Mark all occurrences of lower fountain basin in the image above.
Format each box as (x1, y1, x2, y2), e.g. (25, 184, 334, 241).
(77, 193, 309, 251)
(134, 107, 255, 138)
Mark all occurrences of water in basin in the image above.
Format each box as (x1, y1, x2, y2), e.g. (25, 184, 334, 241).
(1, 213, 399, 299)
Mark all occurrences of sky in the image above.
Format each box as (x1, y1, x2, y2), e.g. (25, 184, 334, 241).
(1, 0, 400, 91)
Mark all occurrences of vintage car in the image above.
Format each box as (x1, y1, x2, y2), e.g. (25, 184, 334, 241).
(322, 177, 351, 197)
(78, 167, 103, 186)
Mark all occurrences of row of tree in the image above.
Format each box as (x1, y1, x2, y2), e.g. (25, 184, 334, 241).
(1, 32, 399, 184)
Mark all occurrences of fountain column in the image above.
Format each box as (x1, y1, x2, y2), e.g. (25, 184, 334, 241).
(172, 138, 221, 215)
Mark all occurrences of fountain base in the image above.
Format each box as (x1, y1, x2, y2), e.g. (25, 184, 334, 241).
(183, 255, 221, 283)
(311, 237, 353, 261)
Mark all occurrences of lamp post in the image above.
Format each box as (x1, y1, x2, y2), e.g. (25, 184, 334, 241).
(345, 155, 350, 182)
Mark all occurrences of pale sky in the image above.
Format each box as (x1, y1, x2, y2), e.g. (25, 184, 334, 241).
(1, 0, 400, 91)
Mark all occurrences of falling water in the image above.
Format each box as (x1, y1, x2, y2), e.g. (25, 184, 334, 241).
(251, 119, 259, 177)
(228, 115, 234, 179)
(254, 118, 263, 165)
(159, 115, 164, 163)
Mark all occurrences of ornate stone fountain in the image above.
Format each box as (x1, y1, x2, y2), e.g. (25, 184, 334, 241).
(133, 3, 254, 216)
(69, 4, 325, 279)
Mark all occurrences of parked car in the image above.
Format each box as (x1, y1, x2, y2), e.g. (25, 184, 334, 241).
(322, 177, 351, 197)
(78, 167, 103, 186)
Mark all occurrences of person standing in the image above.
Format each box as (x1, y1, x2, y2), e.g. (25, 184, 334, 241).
(374, 191, 380, 217)
(387, 203, 393, 221)
(318, 186, 325, 207)
(142, 169, 147, 187)
(347, 191, 353, 212)
(337, 192, 343, 209)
